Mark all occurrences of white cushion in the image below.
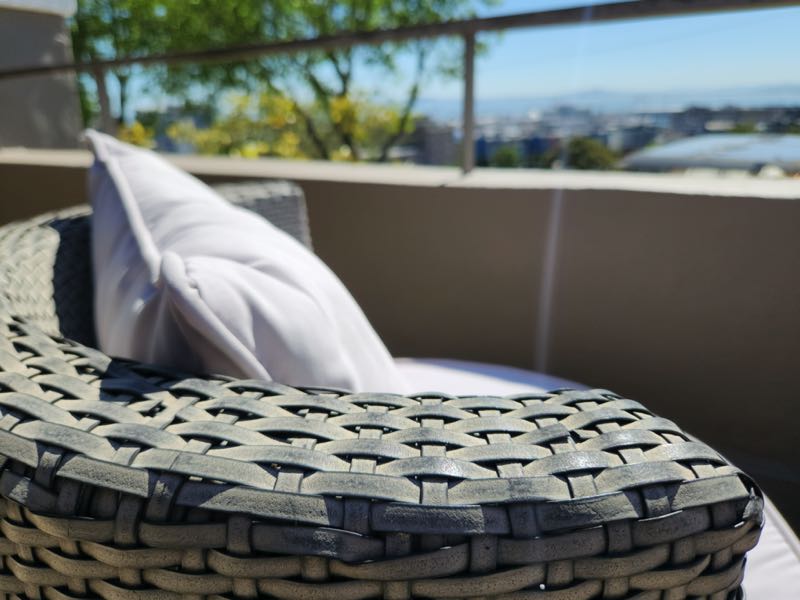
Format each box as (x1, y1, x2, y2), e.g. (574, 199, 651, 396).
(395, 357, 800, 596)
(395, 357, 586, 395)
(87, 130, 407, 393)
(745, 496, 800, 598)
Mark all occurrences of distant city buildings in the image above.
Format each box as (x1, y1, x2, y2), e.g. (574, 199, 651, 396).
(404, 103, 800, 174)
(406, 118, 459, 166)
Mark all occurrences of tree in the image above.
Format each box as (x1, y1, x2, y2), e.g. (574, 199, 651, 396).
(531, 137, 618, 171)
(71, 0, 165, 133)
(564, 137, 618, 170)
(528, 147, 560, 169)
(118, 121, 155, 148)
(490, 145, 521, 168)
(731, 121, 758, 133)
(70, 0, 495, 160)
(167, 90, 415, 160)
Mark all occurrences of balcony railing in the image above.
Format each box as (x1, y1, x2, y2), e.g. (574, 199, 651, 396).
(2, 0, 799, 172)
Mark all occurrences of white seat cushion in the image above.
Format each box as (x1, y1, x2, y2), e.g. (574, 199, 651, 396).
(395, 357, 800, 597)
(745, 496, 800, 598)
(87, 131, 407, 393)
(395, 357, 586, 396)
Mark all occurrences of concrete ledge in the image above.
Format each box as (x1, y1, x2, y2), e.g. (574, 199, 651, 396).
(2, 148, 799, 198)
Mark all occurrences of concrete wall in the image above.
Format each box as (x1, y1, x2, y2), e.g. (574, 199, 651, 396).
(0, 151, 798, 531)
(545, 189, 800, 529)
(0, 5, 81, 148)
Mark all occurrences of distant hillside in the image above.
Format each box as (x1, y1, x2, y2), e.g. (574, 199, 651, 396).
(416, 84, 800, 121)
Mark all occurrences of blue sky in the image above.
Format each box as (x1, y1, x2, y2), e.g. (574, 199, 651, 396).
(419, 0, 800, 99)
(122, 0, 800, 118)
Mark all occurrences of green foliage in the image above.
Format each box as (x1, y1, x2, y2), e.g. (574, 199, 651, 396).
(564, 137, 618, 170)
(118, 121, 155, 147)
(528, 147, 559, 169)
(489, 145, 521, 168)
(70, 0, 496, 160)
(76, 79, 97, 126)
(71, 0, 165, 127)
(167, 91, 415, 161)
(530, 137, 617, 171)
(731, 121, 758, 133)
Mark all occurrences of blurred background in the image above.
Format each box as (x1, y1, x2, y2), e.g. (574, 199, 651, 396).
(2, 0, 800, 175)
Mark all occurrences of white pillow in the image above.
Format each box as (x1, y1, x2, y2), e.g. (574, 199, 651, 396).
(86, 130, 408, 393)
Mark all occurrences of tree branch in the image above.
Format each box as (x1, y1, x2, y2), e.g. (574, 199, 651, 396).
(92, 67, 116, 134)
(291, 99, 330, 160)
(260, 68, 330, 160)
(378, 45, 427, 162)
(304, 64, 360, 160)
(326, 49, 352, 95)
(117, 73, 129, 125)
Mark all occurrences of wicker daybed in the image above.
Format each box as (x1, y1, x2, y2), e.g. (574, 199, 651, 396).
(0, 181, 762, 599)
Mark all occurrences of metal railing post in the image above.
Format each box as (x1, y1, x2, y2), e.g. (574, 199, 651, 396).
(92, 66, 117, 135)
(461, 32, 476, 174)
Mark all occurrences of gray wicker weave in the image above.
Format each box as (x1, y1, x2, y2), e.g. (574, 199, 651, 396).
(212, 181, 313, 250)
(0, 181, 762, 599)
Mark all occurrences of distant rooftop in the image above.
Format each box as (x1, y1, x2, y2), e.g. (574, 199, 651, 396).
(623, 133, 800, 174)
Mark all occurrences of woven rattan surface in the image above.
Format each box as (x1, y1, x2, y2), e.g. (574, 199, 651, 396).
(211, 181, 312, 250)
(0, 191, 763, 599)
